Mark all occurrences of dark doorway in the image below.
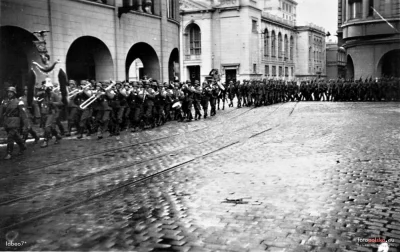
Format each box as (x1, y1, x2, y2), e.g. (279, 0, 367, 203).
(126, 42, 160, 81)
(380, 49, 400, 77)
(0, 26, 40, 97)
(66, 36, 114, 82)
(187, 65, 200, 84)
(225, 69, 237, 83)
(346, 55, 354, 79)
(168, 48, 179, 82)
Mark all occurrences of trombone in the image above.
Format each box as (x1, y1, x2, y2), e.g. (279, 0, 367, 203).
(68, 83, 91, 99)
(79, 82, 116, 110)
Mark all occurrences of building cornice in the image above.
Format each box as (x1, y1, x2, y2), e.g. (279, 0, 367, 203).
(343, 36, 400, 48)
(342, 17, 400, 28)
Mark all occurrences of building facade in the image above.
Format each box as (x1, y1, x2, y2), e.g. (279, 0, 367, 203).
(180, 0, 326, 83)
(0, 0, 180, 97)
(295, 24, 327, 79)
(337, 0, 400, 79)
(326, 40, 346, 80)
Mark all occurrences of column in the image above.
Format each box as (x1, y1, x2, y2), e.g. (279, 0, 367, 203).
(362, 0, 368, 18)
(345, 0, 349, 21)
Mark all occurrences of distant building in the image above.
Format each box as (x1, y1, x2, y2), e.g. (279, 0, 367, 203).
(337, 0, 400, 78)
(179, 0, 326, 83)
(0, 0, 180, 98)
(326, 41, 346, 80)
(295, 24, 327, 79)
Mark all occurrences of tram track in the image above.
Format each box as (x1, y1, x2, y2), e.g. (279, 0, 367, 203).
(0, 106, 253, 180)
(0, 103, 294, 231)
(0, 104, 282, 206)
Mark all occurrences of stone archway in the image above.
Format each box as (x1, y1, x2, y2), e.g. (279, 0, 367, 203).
(126, 42, 160, 81)
(168, 48, 179, 82)
(346, 54, 354, 79)
(0, 25, 41, 97)
(377, 49, 400, 78)
(66, 36, 114, 82)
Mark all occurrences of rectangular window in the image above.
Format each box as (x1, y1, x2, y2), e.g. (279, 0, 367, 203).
(285, 67, 288, 77)
(368, 0, 373, 16)
(349, 0, 362, 19)
(252, 20, 257, 33)
(265, 65, 269, 76)
(279, 66, 283, 76)
(253, 64, 257, 73)
(291, 67, 294, 76)
(272, 66, 276, 76)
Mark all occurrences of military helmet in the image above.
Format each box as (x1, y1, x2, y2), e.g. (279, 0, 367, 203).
(7, 86, 17, 94)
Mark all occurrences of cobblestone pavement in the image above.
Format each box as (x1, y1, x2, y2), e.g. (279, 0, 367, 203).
(0, 102, 399, 252)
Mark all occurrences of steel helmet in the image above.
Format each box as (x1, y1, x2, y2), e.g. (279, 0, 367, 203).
(7, 86, 17, 93)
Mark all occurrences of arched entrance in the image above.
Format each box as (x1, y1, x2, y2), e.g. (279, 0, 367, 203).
(346, 55, 354, 79)
(168, 48, 179, 82)
(0, 26, 41, 97)
(66, 36, 114, 82)
(377, 49, 400, 77)
(126, 42, 160, 81)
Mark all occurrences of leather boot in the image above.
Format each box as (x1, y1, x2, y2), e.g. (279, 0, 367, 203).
(77, 127, 83, 139)
(65, 122, 72, 137)
(4, 143, 13, 160)
(18, 143, 27, 155)
(40, 139, 48, 148)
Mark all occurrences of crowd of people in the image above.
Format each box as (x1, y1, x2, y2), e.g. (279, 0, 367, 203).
(0, 76, 399, 160)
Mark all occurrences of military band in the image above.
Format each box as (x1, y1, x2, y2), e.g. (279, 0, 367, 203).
(1, 75, 399, 160)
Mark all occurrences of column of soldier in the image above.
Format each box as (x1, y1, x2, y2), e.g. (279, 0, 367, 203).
(1, 76, 399, 160)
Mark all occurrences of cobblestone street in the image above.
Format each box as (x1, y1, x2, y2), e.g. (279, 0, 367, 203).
(0, 102, 399, 252)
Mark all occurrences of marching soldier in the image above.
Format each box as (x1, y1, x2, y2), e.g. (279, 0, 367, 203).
(164, 83, 174, 122)
(182, 81, 194, 122)
(76, 81, 94, 139)
(95, 82, 115, 139)
(172, 82, 184, 121)
(143, 80, 156, 128)
(154, 82, 166, 126)
(38, 80, 63, 148)
(227, 80, 236, 108)
(201, 81, 211, 118)
(130, 81, 144, 132)
(65, 80, 80, 136)
(0, 87, 28, 159)
(210, 81, 219, 116)
(193, 80, 203, 120)
(20, 86, 40, 144)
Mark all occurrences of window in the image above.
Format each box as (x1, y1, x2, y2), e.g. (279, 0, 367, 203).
(252, 20, 258, 33)
(264, 29, 269, 57)
(284, 35, 288, 60)
(368, 0, 374, 16)
(309, 47, 312, 62)
(349, 0, 362, 19)
(167, 0, 176, 19)
(285, 67, 288, 77)
(272, 66, 276, 76)
(265, 65, 270, 76)
(189, 24, 201, 55)
(271, 31, 276, 57)
(291, 67, 294, 76)
(253, 64, 257, 73)
(279, 66, 283, 76)
(278, 33, 282, 58)
(290, 36, 294, 60)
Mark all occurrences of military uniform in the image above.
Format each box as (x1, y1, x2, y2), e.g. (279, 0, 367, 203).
(39, 83, 63, 148)
(0, 87, 27, 159)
